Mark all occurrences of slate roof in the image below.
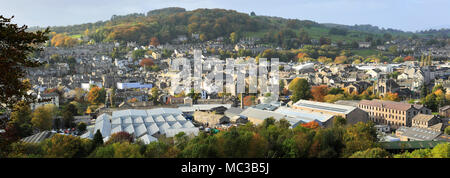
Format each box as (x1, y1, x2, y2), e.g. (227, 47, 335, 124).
(396, 126, 441, 141)
(411, 114, 436, 122)
(21, 131, 55, 143)
(359, 99, 424, 111)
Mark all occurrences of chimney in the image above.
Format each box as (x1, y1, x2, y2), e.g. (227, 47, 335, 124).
(241, 93, 244, 109)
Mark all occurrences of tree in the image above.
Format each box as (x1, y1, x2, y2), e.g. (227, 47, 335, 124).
(342, 122, 377, 157)
(289, 78, 312, 102)
(149, 37, 159, 46)
(334, 56, 348, 64)
(311, 85, 328, 102)
(87, 86, 106, 105)
(349, 147, 390, 158)
(77, 122, 87, 133)
(139, 58, 154, 68)
(230, 32, 238, 44)
(31, 105, 54, 131)
(0, 16, 49, 122)
(92, 129, 104, 148)
(150, 87, 160, 104)
(105, 131, 134, 144)
(301, 121, 320, 130)
(445, 126, 450, 135)
(62, 110, 74, 128)
(40, 134, 92, 158)
(8, 100, 33, 138)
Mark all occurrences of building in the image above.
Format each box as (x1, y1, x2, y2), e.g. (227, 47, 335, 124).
(358, 100, 431, 129)
(239, 107, 303, 128)
(116, 82, 153, 90)
(30, 92, 60, 110)
(21, 131, 56, 143)
(395, 126, 442, 141)
(81, 108, 199, 144)
(439, 105, 450, 118)
(274, 107, 335, 127)
(292, 100, 369, 125)
(411, 114, 440, 129)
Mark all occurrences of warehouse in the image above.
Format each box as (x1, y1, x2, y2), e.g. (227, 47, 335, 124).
(81, 108, 199, 144)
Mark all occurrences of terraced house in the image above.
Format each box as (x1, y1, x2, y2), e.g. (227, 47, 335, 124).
(358, 100, 431, 129)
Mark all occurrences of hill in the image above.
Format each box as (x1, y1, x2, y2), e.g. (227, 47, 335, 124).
(38, 7, 448, 48)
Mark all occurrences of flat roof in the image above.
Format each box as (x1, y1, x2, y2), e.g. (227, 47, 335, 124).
(293, 100, 356, 114)
(274, 107, 334, 123)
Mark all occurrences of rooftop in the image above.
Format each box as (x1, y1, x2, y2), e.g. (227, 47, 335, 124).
(82, 108, 199, 144)
(411, 114, 436, 122)
(293, 100, 356, 114)
(359, 99, 424, 111)
(274, 107, 334, 123)
(396, 126, 441, 141)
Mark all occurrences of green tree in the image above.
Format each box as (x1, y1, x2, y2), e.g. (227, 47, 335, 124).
(349, 147, 390, 158)
(150, 87, 160, 104)
(0, 16, 48, 128)
(230, 32, 238, 44)
(445, 127, 450, 135)
(289, 78, 312, 102)
(92, 129, 104, 149)
(41, 134, 92, 158)
(77, 122, 87, 133)
(31, 105, 54, 131)
(8, 101, 33, 138)
(342, 122, 378, 157)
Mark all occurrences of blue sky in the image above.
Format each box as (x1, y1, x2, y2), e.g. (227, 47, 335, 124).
(1, 0, 449, 32)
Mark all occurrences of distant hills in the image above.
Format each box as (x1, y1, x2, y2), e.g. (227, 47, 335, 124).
(33, 7, 449, 48)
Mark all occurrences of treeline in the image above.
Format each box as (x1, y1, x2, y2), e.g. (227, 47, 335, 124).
(4, 117, 449, 158)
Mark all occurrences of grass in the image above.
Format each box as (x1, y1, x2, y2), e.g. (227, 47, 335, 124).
(351, 49, 381, 57)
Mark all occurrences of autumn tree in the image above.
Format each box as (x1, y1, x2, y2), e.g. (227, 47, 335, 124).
(105, 131, 134, 144)
(230, 32, 238, 44)
(87, 86, 106, 105)
(311, 85, 328, 102)
(301, 121, 320, 130)
(139, 58, 155, 68)
(149, 37, 159, 46)
(334, 56, 348, 64)
(31, 105, 55, 131)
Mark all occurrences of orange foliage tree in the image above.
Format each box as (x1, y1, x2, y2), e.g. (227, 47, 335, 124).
(403, 56, 414, 61)
(150, 37, 159, 46)
(301, 121, 320, 129)
(139, 58, 154, 67)
(311, 85, 328, 102)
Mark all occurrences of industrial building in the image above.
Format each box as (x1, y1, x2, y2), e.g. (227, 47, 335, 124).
(81, 108, 199, 144)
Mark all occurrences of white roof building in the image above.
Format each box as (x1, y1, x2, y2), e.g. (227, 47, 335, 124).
(82, 108, 199, 144)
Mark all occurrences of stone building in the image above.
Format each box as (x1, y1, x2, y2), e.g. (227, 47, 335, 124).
(358, 100, 431, 129)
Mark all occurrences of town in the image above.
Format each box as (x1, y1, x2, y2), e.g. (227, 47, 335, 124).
(1, 7, 449, 158)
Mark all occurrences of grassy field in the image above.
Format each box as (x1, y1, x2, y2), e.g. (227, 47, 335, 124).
(351, 49, 382, 57)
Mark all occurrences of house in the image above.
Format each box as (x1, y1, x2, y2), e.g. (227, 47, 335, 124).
(439, 105, 450, 118)
(373, 79, 400, 96)
(411, 114, 440, 129)
(358, 42, 371, 48)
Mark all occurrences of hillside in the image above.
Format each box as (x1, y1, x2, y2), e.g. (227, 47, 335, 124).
(39, 7, 447, 48)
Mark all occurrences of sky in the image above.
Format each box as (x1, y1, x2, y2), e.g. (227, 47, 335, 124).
(1, 0, 449, 32)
